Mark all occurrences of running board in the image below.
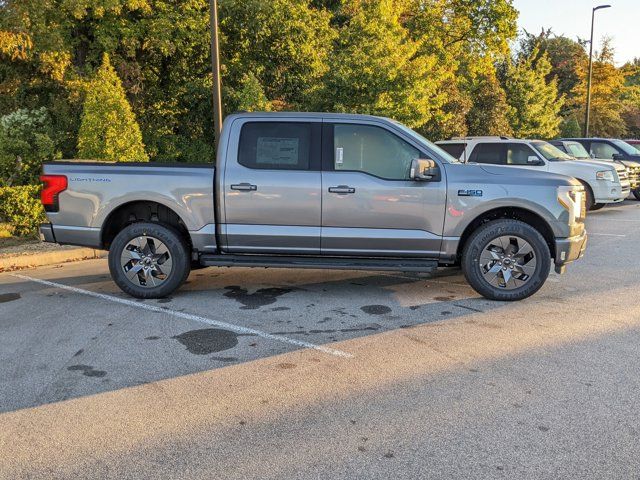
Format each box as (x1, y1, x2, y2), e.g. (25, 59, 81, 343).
(199, 254, 438, 273)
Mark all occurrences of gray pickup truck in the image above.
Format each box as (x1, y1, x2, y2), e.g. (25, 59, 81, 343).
(40, 112, 587, 301)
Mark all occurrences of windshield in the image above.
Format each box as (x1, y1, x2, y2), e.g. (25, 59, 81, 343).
(392, 121, 460, 163)
(532, 141, 573, 161)
(612, 139, 640, 156)
(564, 142, 590, 159)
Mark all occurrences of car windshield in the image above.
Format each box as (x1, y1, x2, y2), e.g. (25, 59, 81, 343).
(612, 139, 640, 156)
(532, 141, 573, 161)
(392, 121, 460, 163)
(564, 142, 590, 159)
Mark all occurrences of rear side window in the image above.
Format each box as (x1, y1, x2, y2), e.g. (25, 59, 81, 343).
(238, 122, 311, 170)
(469, 143, 505, 165)
(438, 143, 466, 159)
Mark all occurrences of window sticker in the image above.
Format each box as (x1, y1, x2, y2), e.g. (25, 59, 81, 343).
(256, 137, 299, 165)
(336, 147, 344, 166)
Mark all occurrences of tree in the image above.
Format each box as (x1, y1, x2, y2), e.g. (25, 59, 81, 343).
(621, 59, 640, 138)
(518, 30, 587, 102)
(571, 39, 627, 138)
(502, 49, 563, 138)
(77, 53, 148, 162)
(466, 63, 512, 136)
(316, 0, 446, 128)
(0, 107, 59, 185)
(221, 0, 335, 110)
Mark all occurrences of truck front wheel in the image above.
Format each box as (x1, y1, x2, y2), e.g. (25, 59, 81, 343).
(633, 188, 640, 200)
(108, 222, 191, 299)
(462, 219, 551, 301)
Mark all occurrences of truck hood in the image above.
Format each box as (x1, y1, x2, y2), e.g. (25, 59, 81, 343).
(471, 164, 577, 186)
(564, 159, 616, 172)
(576, 158, 625, 173)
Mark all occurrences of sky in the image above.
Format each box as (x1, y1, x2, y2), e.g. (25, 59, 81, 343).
(513, 0, 639, 65)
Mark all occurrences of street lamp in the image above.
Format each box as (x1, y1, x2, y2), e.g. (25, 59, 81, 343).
(584, 4, 611, 137)
(209, 0, 223, 145)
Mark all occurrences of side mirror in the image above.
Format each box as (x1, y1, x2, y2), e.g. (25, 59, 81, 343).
(612, 153, 625, 161)
(527, 155, 542, 165)
(410, 158, 438, 181)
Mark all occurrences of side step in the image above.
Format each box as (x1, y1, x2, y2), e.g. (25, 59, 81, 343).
(199, 254, 438, 273)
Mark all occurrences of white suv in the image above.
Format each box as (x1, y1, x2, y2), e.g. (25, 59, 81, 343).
(436, 137, 629, 210)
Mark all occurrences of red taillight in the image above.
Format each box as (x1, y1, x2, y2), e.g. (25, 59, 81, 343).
(40, 175, 67, 212)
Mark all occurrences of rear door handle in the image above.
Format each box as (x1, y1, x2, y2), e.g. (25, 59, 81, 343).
(230, 183, 257, 192)
(328, 185, 355, 194)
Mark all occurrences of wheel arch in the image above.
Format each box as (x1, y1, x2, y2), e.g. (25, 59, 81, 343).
(457, 207, 556, 261)
(101, 200, 191, 250)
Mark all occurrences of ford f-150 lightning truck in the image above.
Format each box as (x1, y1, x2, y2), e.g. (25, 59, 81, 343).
(39, 113, 587, 301)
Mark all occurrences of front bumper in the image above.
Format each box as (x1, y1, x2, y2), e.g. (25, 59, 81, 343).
(554, 229, 587, 273)
(592, 180, 629, 203)
(39, 223, 56, 243)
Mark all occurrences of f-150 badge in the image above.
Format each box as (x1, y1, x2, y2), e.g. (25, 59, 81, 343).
(458, 189, 483, 197)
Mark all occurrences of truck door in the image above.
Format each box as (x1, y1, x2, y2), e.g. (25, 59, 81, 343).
(222, 119, 322, 254)
(321, 122, 446, 257)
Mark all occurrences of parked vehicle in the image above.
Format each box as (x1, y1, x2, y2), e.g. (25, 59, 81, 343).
(39, 113, 587, 301)
(560, 138, 640, 200)
(436, 137, 628, 210)
(549, 139, 638, 194)
(624, 139, 640, 152)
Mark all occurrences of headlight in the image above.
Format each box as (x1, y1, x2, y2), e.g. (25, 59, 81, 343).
(557, 186, 584, 224)
(596, 170, 615, 181)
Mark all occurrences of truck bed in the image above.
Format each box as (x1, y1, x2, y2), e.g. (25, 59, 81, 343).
(41, 161, 216, 250)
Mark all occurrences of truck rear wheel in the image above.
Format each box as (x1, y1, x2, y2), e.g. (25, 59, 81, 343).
(108, 222, 191, 299)
(462, 219, 550, 301)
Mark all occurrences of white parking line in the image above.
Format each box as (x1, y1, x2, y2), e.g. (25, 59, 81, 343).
(587, 233, 627, 237)
(11, 273, 353, 359)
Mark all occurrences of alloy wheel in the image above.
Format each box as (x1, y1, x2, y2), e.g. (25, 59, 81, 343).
(478, 235, 537, 290)
(120, 235, 173, 288)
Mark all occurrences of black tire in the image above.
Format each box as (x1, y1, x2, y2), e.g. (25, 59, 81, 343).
(108, 222, 191, 299)
(590, 203, 606, 211)
(633, 188, 640, 201)
(462, 219, 551, 301)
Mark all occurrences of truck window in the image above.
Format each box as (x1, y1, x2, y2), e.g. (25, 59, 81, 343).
(238, 122, 312, 170)
(438, 143, 466, 160)
(469, 143, 505, 165)
(590, 141, 619, 159)
(506, 143, 538, 165)
(333, 124, 419, 180)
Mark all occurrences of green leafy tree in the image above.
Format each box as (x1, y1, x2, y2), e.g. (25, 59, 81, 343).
(78, 53, 148, 162)
(518, 30, 587, 100)
(502, 48, 563, 138)
(221, 0, 335, 110)
(571, 39, 627, 138)
(0, 107, 59, 186)
(621, 59, 640, 138)
(316, 0, 445, 128)
(466, 68, 512, 136)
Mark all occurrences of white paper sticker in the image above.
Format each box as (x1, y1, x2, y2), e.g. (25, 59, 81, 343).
(336, 147, 344, 165)
(256, 137, 299, 165)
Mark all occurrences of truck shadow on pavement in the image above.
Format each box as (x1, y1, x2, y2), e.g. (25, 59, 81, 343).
(1, 267, 507, 414)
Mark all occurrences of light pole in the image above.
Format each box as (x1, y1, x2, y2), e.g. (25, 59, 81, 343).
(584, 4, 611, 137)
(209, 0, 223, 145)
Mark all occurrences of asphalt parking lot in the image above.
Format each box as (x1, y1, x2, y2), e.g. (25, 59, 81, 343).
(1, 200, 640, 479)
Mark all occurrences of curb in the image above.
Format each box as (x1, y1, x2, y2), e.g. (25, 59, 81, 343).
(0, 248, 107, 272)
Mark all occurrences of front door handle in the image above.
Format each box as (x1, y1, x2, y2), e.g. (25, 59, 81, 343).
(230, 183, 257, 192)
(328, 185, 356, 194)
